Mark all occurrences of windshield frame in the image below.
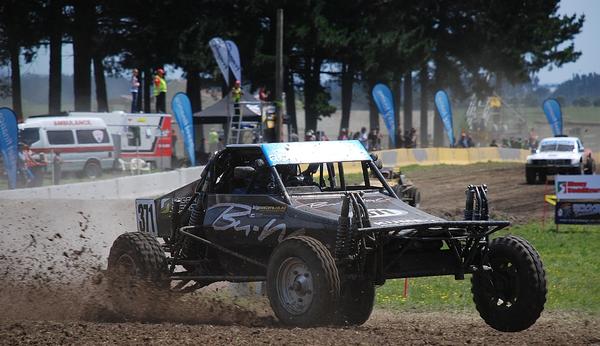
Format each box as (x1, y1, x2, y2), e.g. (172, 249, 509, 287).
(274, 159, 398, 199)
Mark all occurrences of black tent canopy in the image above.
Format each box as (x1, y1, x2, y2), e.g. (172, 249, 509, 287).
(193, 94, 262, 124)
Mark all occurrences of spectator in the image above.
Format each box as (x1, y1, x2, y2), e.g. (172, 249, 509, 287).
(457, 132, 473, 148)
(258, 86, 270, 102)
(130, 69, 140, 113)
(359, 127, 368, 149)
(153, 68, 167, 113)
(489, 139, 498, 147)
(396, 127, 404, 149)
(305, 129, 316, 141)
(289, 129, 300, 142)
(208, 128, 219, 153)
(338, 128, 349, 140)
(231, 80, 243, 116)
(53, 152, 63, 185)
(368, 128, 378, 150)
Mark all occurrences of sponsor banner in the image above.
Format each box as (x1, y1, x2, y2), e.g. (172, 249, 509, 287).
(171, 92, 196, 166)
(371, 83, 396, 147)
(225, 40, 242, 83)
(209, 37, 230, 86)
(434, 90, 455, 146)
(542, 98, 563, 136)
(555, 201, 600, 224)
(0, 107, 18, 189)
(555, 175, 600, 200)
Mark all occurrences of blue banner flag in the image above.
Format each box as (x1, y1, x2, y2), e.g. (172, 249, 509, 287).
(434, 90, 455, 146)
(225, 40, 242, 84)
(371, 84, 396, 147)
(0, 107, 18, 189)
(171, 93, 196, 166)
(542, 98, 563, 136)
(209, 37, 230, 86)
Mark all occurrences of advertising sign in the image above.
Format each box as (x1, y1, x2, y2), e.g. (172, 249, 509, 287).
(371, 84, 396, 147)
(171, 93, 196, 166)
(555, 201, 600, 224)
(209, 37, 230, 86)
(0, 107, 18, 189)
(555, 175, 600, 200)
(434, 90, 455, 146)
(225, 40, 242, 83)
(542, 98, 563, 137)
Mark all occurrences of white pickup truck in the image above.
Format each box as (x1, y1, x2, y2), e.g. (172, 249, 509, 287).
(525, 136, 595, 184)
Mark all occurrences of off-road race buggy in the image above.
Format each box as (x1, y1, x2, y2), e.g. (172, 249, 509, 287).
(108, 140, 547, 331)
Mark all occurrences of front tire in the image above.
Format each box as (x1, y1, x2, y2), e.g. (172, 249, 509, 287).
(471, 235, 547, 332)
(525, 168, 536, 184)
(267, 236, 340, 327)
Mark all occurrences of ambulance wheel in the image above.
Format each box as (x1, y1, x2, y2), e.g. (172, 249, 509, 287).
(84, 160, 102, 179)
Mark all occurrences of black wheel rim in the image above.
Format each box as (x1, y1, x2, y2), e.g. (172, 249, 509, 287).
(485, 258, 520, 309)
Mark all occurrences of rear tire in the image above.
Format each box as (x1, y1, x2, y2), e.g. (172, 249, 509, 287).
(84, 160, 102, 179)
(267, 236, 340, 327)
(107, 232, 169, 319)
(334, 278, 375, 326)
(471, 235, 547, 332)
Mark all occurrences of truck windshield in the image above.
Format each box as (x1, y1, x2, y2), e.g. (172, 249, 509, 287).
(539, 141, 575, 152)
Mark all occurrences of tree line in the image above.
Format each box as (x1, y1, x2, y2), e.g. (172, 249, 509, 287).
(0, 0, 583, 146)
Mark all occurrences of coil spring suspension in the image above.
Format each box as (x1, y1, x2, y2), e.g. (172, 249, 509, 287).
(189, 203, 202, 225)
(334, 192, 371, 260)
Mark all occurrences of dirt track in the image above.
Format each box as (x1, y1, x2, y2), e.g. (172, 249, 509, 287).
(412, 162, 553, 224)
(1, 162, 598, 345)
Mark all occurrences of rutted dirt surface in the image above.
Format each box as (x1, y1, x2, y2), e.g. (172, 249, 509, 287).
(411, 162, 553, 223)
(1, 163, 598, 345)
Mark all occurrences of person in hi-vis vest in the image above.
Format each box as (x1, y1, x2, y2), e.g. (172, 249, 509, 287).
(154, 68, 167, 113)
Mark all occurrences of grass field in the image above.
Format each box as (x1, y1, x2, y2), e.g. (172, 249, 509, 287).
(376, 223, 600, 314)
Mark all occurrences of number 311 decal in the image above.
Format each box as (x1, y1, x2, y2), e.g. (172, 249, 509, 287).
(136, 199, 158, 236)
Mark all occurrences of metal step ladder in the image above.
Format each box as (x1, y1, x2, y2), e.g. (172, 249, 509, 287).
(226, 101, 271, 144)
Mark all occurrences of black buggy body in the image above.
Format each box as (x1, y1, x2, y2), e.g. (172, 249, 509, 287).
(111, 140, 547, 331)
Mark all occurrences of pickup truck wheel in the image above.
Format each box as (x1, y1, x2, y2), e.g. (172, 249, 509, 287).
(267, 236, 340, 326)
(334, 278, 375, 326)
(471, 235, 547, 332)
(537, 172, 547, 184)
(107, 232, 169, 319)
(525, 168, 536, 184)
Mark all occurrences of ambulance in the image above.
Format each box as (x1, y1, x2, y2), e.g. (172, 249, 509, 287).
(20, 117, 115, 178)
(69, 111, 172, 170)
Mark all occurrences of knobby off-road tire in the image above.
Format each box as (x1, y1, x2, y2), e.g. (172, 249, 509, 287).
(471, 235, 547, 332)
(267, 236, 340, 327)
(107, 232, 169, 319)
(334, 278, 375, 326)
(525, 168, 536, 184)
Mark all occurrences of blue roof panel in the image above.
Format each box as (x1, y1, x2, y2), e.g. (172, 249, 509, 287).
(261, 140, 372, 166)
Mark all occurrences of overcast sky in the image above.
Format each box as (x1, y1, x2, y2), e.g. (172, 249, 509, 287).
(16, 0, 598, 86)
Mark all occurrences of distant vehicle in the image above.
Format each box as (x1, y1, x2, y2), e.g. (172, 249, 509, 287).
(20, 117, 115, 178)
(107, 140, 546, 331)
(525, 136, 595, 184)
(69, 111, 173, 170)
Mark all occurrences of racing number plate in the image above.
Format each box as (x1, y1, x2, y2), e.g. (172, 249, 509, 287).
(135, 199, 158, 236)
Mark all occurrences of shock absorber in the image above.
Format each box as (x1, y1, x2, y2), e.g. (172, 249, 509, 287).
(335, 194, 351, 259)
(464, 185, 475, 220)
(189, 203, 202, 225)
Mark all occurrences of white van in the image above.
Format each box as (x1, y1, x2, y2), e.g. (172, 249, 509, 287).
(19, 117, 115, 178)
